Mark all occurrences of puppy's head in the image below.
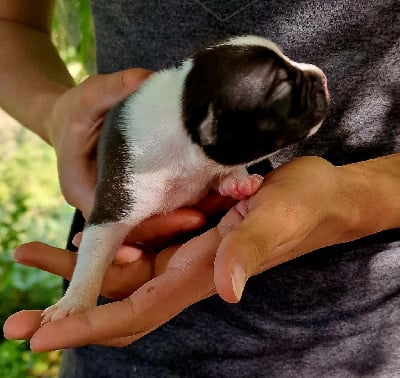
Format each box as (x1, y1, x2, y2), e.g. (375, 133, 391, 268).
(182, 36, 330, 165)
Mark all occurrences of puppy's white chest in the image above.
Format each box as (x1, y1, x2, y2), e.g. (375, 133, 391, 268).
(118, 66, 230, 216)
(128, 152, 225, 217)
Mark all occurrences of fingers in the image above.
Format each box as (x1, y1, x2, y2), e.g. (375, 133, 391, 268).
(15, 242, 77, 280)
(212, 201, 254, 303)
(14, 242, 155, 299)
(79, 68, 152, 122)
(70, 191, 207, 247)
(2, 309, 138, 349)
(3, 246, 179, 348)
(72, 193, 223, 251)
(125, 208, 205, 248)
(14, 208, 205, 301)
(25, 229, 220, 352)
(101, 250, 155, 300)
(193, 191, 236, 217)
(55, 68, 152, 215)
(215, 193, 309, 303)
(3, 310, 42, 340)
(124, 190, 236, 250)
(213, 159, 337, 303)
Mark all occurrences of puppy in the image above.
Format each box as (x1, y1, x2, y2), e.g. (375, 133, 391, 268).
(42, 36, 330, 323)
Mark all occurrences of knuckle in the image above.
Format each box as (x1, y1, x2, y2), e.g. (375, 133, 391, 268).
(125, 296, 148, 335)
(119, 70, 128, 89)
(78, 76, 99, 107)
(245, 233, 268, 272)
(118, 68, 151, 92)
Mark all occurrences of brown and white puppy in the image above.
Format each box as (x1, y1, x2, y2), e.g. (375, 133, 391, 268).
(41, 36, 329, 323)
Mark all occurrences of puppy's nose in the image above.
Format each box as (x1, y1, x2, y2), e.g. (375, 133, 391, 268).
(308, 67, 330, 102)
(320, 71, 330, 102)
(303, 69, 330, 117)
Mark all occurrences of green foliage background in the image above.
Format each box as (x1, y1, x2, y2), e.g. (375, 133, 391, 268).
(0, 1, 95, 376)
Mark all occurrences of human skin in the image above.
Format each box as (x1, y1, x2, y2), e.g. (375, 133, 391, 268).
(1, 1, 400, 352)
(4, 154, 400, 351)
(0, 1, 151, 218)
(0, 1, 208, 222)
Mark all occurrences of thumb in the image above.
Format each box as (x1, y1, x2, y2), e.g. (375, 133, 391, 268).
(214, 200, 280, 303)
(214, 229, 254, 304)
(214, 202, 318, 303)
(79, 68, 152, 121)
(213, 200, 258, 303)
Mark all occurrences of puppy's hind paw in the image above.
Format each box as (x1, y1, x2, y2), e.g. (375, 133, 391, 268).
(41, 304, 72, 325)
(40, 295, 95, 325)
(219, 174, 264, 200)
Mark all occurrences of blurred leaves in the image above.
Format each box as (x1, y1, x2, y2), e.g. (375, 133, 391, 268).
(53, 0, 96, 79)
(0, 128, 67, 377)
(0, 341, 60, 378)
(1, 0, 95, 376)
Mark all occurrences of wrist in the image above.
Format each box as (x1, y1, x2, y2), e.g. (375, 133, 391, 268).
(33, 84, 71, 145)
(336, 154, 400, 240)
(0, 19, 76, 145)
(39, 84, 72, 146)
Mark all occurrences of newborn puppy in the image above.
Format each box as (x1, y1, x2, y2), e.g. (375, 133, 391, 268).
(42, 36, 329, 323)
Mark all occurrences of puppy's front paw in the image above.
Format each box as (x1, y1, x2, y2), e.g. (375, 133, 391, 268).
(41, 293, 96, 325)
(219, 174, 263, 200)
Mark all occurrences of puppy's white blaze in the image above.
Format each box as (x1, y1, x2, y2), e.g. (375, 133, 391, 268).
(291, 62, 324, 75)
(221, 35, 284, 58)
(222, 36, 324, 77)
(268, 81, 292, 104)
(307, 121, 323, 138)
(199, 104, 217, 145)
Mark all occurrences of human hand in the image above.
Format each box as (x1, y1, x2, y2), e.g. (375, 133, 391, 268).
(45, 68, 152, 218)
(5, 156, 373, 351)
(3, 190, 233, 344)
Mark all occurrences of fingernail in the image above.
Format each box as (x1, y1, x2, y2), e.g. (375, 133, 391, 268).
(182, 217, 204, 231)
(72, 234, 81, 247)
(231, 262, 247, 301)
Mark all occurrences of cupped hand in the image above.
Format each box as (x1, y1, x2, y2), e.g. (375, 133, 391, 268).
(3, 189, 233, 344)
(45, 68, 152, 218)
(2, 205, 206, 341)
(4, 157, 364, 351)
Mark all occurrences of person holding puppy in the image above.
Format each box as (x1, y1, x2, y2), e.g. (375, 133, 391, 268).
(2, 1, 400, 377)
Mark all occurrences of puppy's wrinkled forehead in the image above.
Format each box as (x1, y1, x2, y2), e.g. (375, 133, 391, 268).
(182, 36, 329, 166)
(184, 40, 292, 110)
(217, 35, 284, 57)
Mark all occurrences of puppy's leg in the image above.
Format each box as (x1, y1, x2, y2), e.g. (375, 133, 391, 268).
(41, 176, 165, 324)
(41, 220, 131, 323)
(219, 168, 263, 200)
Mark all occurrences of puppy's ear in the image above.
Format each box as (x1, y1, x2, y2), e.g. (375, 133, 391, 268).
(198, 103, 217, 146)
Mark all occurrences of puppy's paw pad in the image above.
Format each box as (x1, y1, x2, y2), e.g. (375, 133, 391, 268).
(41, 304, 71, 325)
(219, 178, 241, 198)
(219, 174, 263, 199)
(41, 295, 94, 325)
(237, 174, 263, 197)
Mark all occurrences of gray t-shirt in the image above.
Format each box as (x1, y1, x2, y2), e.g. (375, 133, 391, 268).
(61, 1, 400, 377)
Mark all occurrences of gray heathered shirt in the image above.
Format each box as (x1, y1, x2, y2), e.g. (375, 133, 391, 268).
(61, 1, 400, 377)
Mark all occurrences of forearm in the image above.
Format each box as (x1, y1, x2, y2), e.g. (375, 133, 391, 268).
(338, 153, 400, 237)
(293, 154, 400, 256)
(0, 2, 75, 144)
